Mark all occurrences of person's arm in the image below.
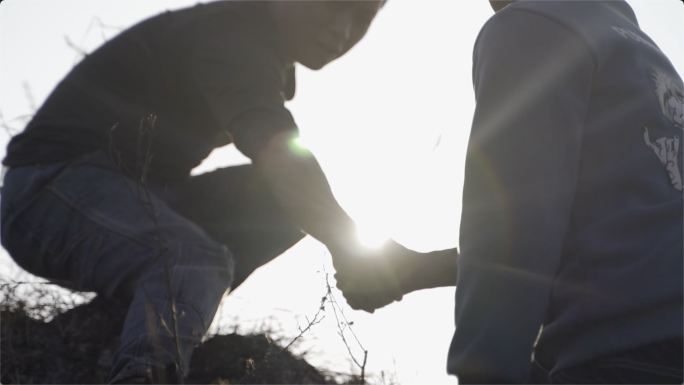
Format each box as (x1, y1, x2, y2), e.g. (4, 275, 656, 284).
(255, 130, 361, 245)
(405, 247, 458, 292)
(186, 12, 360, 247)
(447, 8, 594, 384)
(256, 131, 417, 310)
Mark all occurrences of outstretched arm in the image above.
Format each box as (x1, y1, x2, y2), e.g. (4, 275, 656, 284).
(404, 247, 459, 292)
(188, 20, 446, 308)
(256, 130, 358, 247)
(257, 130, 458, 312)
(256, 130, 409, 308)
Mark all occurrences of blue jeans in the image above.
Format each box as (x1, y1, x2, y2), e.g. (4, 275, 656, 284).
(1, 151, 304, 382)
(532, 339, 684, 384)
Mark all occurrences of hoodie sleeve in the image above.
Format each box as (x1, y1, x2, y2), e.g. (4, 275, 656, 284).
(447, 8, 594, 384)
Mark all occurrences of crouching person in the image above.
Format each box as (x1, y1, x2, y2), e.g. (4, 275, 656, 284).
(0, 1, 428, 382)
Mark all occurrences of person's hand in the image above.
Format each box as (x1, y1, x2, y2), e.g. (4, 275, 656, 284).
(329, 240, 459, 313)
(329, 239, 418, 313)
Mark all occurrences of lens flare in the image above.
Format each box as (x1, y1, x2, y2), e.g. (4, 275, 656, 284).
(357, 224, 388, 248)
(287, 136, 312, 156)
(293, 136, 308, 149)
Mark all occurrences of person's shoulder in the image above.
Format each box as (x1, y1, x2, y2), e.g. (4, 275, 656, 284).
(471, 0, 603, 68)
(498, 0, 633, 32)
(503, 0, 612, 19)
(473, 2, 570, 49)
(475, 0, 618, 52)
(94, 1, 268, 50)
(154, 1, 283, 64)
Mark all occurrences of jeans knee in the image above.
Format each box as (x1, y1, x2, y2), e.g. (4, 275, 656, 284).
(138, 240, 234, 309)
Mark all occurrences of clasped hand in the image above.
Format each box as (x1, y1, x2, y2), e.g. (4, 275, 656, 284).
(329, 239, 416, 313)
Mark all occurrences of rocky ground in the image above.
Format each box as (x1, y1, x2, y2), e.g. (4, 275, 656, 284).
(1, 293, 351, 384)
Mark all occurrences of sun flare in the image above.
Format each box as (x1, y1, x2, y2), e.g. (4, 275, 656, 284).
(356, 223, 389, 248)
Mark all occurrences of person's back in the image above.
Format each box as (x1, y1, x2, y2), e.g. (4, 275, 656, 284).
(448, 1, 683, 383)
(521, 0, 683, 376)
(4, 1, 295, 182)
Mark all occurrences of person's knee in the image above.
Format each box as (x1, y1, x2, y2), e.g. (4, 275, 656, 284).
(137, 240, 234, 305)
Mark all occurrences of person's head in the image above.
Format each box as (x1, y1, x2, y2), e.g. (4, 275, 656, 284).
(489, 0, 515, 12)
(268, 0, 385, 70)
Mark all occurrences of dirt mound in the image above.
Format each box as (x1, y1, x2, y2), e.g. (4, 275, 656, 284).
(1, 296, 338, 384)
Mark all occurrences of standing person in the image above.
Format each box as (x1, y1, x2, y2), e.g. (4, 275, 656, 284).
(0, 1, 458, 383)
(448, 0, 683, 383)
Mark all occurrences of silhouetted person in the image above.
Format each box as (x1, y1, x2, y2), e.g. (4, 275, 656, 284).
(446, 0, 683, 383)
(0, 1, 458, 383)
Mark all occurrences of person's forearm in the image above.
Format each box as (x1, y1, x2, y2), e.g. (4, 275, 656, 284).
(399, 248, 458, 293)
(418, 248, 459, 289)
(256, 130, 357, 247)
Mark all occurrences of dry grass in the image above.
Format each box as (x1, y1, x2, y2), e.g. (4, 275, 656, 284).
(0, 279, 359, 384)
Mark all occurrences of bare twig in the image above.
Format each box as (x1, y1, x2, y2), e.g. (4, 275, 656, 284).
(145, 301, 168, 384)
(108, 115, 185, 383)
(22, 82, 37, 113)
(324, 271, 368, 383)
(0, 110, 32, 138)
(83, 16, 124, 44)
(64, 17, 123, 63)
(432, 133, 442, 153)
(133, 116, 185, 381)
(236, 293, 328, 384)
(64, 35, 88, 59)
(236, 265, 369, 384)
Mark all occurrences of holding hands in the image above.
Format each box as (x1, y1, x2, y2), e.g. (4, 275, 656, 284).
(328, 238, 459, 313)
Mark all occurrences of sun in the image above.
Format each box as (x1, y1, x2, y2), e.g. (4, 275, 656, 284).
(356, 223, 389, 248)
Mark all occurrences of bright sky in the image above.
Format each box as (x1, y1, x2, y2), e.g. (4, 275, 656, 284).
(1, 0, 682, 383)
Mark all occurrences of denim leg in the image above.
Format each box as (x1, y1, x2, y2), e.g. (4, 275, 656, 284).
(166, 164, 305, 289)
(112, 241, 233, 382)
(1, 151, 234, 382)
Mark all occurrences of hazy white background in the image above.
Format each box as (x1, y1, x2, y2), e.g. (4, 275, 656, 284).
(1, 0, 682, 383)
